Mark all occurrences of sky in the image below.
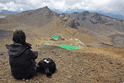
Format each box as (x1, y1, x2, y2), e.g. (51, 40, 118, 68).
(0, 0, 124, 15)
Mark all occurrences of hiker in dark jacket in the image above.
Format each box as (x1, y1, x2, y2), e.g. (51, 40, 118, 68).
(6, 30, 38, 80)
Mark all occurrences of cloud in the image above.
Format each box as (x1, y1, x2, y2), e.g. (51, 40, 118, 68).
(0, 0, 124, 15)
(0, 1, 25, 11)
(20, 8, 23, 11)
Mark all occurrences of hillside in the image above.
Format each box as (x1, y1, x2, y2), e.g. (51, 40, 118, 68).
(59, 12, 124, 47)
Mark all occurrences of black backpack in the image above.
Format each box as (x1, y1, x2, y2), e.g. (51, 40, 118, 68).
(37, 58, 57, 77)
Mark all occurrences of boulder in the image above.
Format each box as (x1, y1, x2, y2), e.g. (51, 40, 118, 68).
(58, 36, 65, 41)
(0, 52, 3, 55)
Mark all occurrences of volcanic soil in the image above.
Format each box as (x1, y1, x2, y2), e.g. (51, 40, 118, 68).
(0, 44, 124, 83)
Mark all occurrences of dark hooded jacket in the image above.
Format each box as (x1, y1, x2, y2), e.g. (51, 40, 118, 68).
(6, 43, 38, 79)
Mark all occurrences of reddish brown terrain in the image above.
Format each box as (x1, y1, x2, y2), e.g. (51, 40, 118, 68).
(0, 6, 124, 83)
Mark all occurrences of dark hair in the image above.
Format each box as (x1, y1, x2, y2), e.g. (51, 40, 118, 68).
(12, 30, 26, 44)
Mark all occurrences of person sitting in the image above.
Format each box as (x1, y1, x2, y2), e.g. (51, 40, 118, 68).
(6, 30, 38, 80)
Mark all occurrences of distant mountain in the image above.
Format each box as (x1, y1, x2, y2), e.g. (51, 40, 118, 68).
(1, 6, 124, 47)
(97, 11, 124, 20)
(52, 9, 124, 20)
(52, 8, 86, 14)
(7, 6, 57, 27)
(1, 8, 124, 20)
(66, 11, 124, 47)
(0, 10, 20, 14)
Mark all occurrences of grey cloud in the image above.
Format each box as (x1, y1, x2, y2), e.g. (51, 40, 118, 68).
(65, 0, 83, 5)
(0, 0, 16, 3)
(101, 0, 124, 14)
(0, 0, 124, 15)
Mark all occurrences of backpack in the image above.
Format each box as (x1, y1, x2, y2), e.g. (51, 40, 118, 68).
(37, 58, 57, 77)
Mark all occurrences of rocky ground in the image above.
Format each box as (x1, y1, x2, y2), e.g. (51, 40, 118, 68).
(0, 45, 124, 83)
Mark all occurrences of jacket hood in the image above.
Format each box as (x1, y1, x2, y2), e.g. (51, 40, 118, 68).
(6, 43, 26, 58)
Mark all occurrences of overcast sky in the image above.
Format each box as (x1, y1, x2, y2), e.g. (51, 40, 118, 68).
(0, 0, 124, 15)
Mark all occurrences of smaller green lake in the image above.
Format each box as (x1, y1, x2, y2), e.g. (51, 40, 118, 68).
(52, 35, 59, 40)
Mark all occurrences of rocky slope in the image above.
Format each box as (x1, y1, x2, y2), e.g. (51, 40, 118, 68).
(0, 46, 124, 83)
(1, 6, 124, 47)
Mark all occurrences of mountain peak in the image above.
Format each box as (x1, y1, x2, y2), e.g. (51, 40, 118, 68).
(35, 6, 51, 11)
(43, 6, 50, 10)
(83, 11, 89, 13)
(45, 6, 48, 8)
(82, 11, 89, 16)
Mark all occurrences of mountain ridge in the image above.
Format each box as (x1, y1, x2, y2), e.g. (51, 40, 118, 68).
(0, 6, 124, 47)
(1, 7, 124, 20)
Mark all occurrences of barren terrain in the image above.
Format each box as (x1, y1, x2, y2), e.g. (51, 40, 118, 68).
(0, 6, 124, 83)
(0, 44, 124, 83)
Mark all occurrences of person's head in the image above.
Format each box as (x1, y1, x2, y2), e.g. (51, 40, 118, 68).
(12, 30, 26, 44)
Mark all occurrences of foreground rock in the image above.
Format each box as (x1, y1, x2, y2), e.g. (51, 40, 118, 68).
(0, 52, 3, 55)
